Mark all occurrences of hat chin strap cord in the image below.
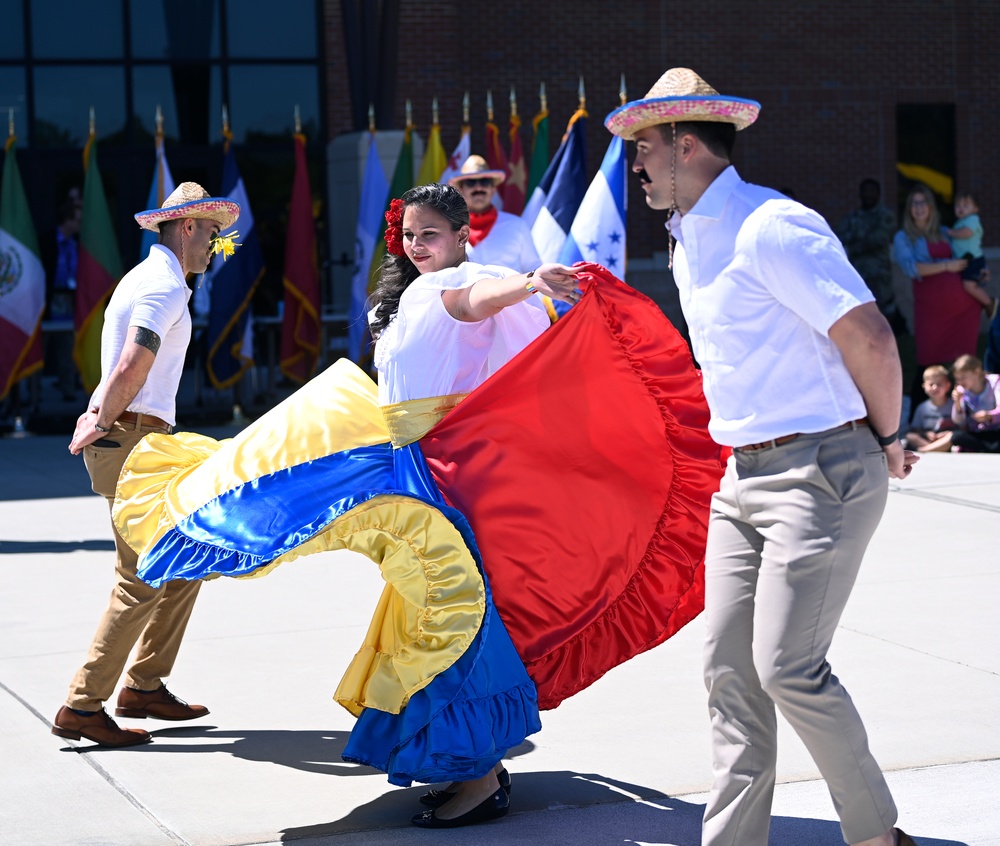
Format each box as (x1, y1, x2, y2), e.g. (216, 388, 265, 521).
(667, 122, 679, 269)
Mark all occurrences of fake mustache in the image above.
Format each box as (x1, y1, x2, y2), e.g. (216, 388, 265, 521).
(637, 168, 652, 184)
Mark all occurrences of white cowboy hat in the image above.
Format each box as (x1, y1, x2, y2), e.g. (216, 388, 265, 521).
(134, 182, 241, 232)
(605, 67, 761, 140)
(448, 155, 506, 187)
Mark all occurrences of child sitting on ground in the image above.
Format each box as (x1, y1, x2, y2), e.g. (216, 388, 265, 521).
(904, 364, 954, 452)
(946, 192, 997, 318)
(950, 354, 1000, 452)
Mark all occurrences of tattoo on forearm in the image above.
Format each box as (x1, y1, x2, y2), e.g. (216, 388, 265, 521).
(134, 327, 161, 355)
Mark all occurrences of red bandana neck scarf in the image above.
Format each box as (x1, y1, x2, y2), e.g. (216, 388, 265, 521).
(468, 207, 499, 246)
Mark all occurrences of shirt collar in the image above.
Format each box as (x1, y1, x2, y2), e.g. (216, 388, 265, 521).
(149, 242, 186, 284)
(666, 165, 741, 237)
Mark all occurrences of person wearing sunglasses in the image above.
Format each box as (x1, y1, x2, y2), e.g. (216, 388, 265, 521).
(449, 155, 541, 273)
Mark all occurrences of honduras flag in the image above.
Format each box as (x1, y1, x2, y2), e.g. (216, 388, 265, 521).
(139, 134, 175, 261)
(522, 111, 587, 262)
(349, 134, 389, 363)
(553, 136, 628, 317)
(204, 147, 264, 390)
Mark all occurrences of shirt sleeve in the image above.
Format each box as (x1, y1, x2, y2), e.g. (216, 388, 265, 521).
(129, 278, 187, 338)
(752, 204, 874, 337)
(891, 230, 919, 279)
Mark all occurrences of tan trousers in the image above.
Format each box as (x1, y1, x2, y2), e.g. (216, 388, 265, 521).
(66, 420, 201, 712)
(701, 425, 898, 846)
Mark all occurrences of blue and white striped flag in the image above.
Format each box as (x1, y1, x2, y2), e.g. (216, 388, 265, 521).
(139, 133, 175, 261)
(554, 136, 628, 317)
(523, 111, 588, 262)
(348, 134, 389, 363)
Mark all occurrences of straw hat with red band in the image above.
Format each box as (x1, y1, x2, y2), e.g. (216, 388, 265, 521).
(448, 155, 506, 187)
(134, 182, 241, 232)
(605, 67, 761, 140)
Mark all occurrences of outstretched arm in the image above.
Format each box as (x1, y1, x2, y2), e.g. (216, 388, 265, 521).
(442, 263, 581, 323)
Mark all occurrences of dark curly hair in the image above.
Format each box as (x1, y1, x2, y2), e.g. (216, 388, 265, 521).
(369, 184, 469, 338)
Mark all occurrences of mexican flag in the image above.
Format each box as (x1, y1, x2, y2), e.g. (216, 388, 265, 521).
(74, 136, 123, 393)
(0, 138, 45, 400)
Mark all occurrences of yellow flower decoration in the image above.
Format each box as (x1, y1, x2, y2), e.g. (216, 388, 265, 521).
(210, 230, 241, 261)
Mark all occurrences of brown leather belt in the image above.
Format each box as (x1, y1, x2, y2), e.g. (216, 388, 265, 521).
(735, 417, 868, 452)
(117, 410, 173, 433)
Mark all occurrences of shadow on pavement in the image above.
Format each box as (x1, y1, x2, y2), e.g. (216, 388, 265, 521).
(0, 539, 116, 554)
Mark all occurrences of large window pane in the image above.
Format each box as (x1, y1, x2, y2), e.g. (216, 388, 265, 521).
(0, 0, 24, 59)
(226, 0, 317, 58)
(131, 66, 180, 143)
(227, 65, 318, 143)
(130, 0, 220, 60)
(34, 66, 126, 147)
(0, 68, 29, 145)
(32, 0, 123, 59)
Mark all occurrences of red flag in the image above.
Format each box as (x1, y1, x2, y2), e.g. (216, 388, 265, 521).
(279, 133, 321, 384)
(504, 114, 527, 215)
(484, 120, 509, 207)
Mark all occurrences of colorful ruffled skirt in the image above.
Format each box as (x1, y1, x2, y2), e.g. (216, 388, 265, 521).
(113, 264, 726, 786)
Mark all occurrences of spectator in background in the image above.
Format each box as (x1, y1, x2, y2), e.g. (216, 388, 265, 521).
(41, 194, 83, 400)
(950, 354, 1000, 452)
(945, 191, 996, 318)
(892, 184, 980, 407)
(449, 156, 541, 273)
(903, 364, 954, 452)
(837, 179, 905, 334)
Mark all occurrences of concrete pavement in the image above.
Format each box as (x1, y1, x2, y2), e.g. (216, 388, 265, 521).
(1, 428, 997, 846)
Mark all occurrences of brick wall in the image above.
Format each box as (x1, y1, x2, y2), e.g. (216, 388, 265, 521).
(324, 0, 1000, 259)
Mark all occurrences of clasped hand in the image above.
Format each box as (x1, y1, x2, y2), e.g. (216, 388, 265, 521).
(531, 263, 582, 304)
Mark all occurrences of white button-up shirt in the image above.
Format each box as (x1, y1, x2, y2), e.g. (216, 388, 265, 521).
(668, 166, 873, 447)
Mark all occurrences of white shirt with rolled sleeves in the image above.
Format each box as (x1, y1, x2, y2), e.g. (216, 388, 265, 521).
(88, 244, 192, 427)
(465, 211, 542, 273)
(667, 166, 874, 448)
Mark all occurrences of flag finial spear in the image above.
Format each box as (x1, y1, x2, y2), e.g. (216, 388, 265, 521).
(89, 106, 96, 137)
(155, 104, 164, 137)
(368, 103, 375, 133)
(486, 90, 494, 123)
(432, 97, 439, 125)
(405, 99, 412, 130)
(222, 104, 229, 136)
(509, 87, 518, 119)
(619, 74, 627, 105)
(8, 108, 13, 139)
(462, 91, 470, 125)
(294, 103, 302, 134)
(539, 82, 547, 113)
(578, 77, 586, 111)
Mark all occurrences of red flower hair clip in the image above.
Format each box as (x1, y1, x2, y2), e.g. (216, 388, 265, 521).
(384, 198, 405, 257)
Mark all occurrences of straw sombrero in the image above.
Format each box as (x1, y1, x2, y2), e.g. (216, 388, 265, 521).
(134, 182, 241, 232)
(448, 155, 506, 187)
(605, 68, 760, 140)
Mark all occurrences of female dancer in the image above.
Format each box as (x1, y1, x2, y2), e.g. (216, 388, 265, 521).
(114, 184, 725, 827)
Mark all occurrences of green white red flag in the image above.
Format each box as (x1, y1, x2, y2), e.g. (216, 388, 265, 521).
(0, 136, 45, 400)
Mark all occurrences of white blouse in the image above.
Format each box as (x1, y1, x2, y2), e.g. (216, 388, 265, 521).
(373, 262, 549, 405)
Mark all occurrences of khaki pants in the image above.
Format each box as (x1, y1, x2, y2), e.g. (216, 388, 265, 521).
(66, 420, 201, 712)
(701, 425, 897, 846)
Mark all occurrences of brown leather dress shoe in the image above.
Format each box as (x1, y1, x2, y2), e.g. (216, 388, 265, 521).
(115, 685, 209, 721)
(51, 706, 152, 747)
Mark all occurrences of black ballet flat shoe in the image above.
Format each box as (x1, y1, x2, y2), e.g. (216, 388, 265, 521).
(410, 786, 509, 828)
(419, 766, 511, 808)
